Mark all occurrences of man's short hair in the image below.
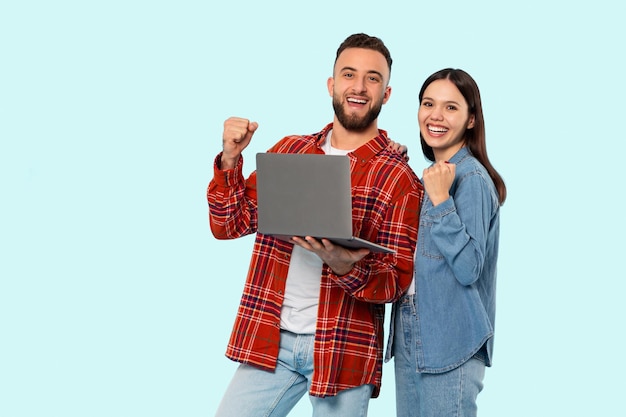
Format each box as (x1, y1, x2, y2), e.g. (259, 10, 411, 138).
(335, 33, 392, 72)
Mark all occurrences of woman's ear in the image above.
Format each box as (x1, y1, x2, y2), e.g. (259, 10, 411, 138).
(467, 114, 475, 129)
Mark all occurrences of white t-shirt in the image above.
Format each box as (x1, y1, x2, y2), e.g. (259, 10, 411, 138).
(406, 252, 416, 295)
(279, 131, 353, 334)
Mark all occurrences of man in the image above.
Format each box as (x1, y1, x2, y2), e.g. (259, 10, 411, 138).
(208, 33, 423, 417)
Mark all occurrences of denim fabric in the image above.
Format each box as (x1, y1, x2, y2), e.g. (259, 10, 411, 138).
(215, 330, 374, 417)
(393, 294, 485, 417)
(386, 146, 500, 373)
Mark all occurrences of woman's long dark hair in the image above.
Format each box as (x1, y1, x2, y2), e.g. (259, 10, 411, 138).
(419, 68, 507, 205)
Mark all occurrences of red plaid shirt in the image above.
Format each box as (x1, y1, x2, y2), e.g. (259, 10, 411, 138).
(208, 124, 423, 397)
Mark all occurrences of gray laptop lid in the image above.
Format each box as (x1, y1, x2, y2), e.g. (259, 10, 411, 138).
(256, 152, 394, 253)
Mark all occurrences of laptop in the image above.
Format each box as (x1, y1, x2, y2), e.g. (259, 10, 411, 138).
(255, 152, 394, 254)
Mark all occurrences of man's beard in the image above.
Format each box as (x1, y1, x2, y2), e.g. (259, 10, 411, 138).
(332, 95, 383, 132)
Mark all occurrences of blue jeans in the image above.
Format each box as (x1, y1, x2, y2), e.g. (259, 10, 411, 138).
(215, 330, 374, 417)
(394, 295, 485, 417)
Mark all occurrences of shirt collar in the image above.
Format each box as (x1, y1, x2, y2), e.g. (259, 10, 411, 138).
(448, 146, 470, 164)
(316, 123, 390, 166)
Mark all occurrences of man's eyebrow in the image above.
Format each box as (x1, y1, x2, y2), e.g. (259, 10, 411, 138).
(339, 66, 357, 73)
(367, 70, 384, 79)
(339, 66, 384, 79)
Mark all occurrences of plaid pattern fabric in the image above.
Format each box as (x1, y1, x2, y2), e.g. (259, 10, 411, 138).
(208, 123, 423, 397)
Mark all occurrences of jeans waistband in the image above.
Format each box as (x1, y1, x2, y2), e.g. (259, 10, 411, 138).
(399, 293, 414, 304)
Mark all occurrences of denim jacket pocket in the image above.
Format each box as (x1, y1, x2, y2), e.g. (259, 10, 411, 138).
(419, 214, 444, 260)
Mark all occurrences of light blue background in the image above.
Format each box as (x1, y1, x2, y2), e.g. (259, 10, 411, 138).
(1, 1, 623, 416)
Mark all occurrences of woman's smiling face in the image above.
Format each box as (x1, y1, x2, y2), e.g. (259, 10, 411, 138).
(418, 78, 475, 162)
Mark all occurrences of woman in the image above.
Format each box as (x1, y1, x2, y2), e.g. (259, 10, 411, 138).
(387, 68, 507, 417)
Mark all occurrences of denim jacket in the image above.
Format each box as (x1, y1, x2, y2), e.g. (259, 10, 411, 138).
(386, 146, 501, 373)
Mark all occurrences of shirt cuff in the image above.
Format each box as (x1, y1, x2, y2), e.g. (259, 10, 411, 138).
(213, 152, 244, 187)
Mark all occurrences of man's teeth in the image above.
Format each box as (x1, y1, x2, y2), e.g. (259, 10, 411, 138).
(347, 98, 366, 104)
